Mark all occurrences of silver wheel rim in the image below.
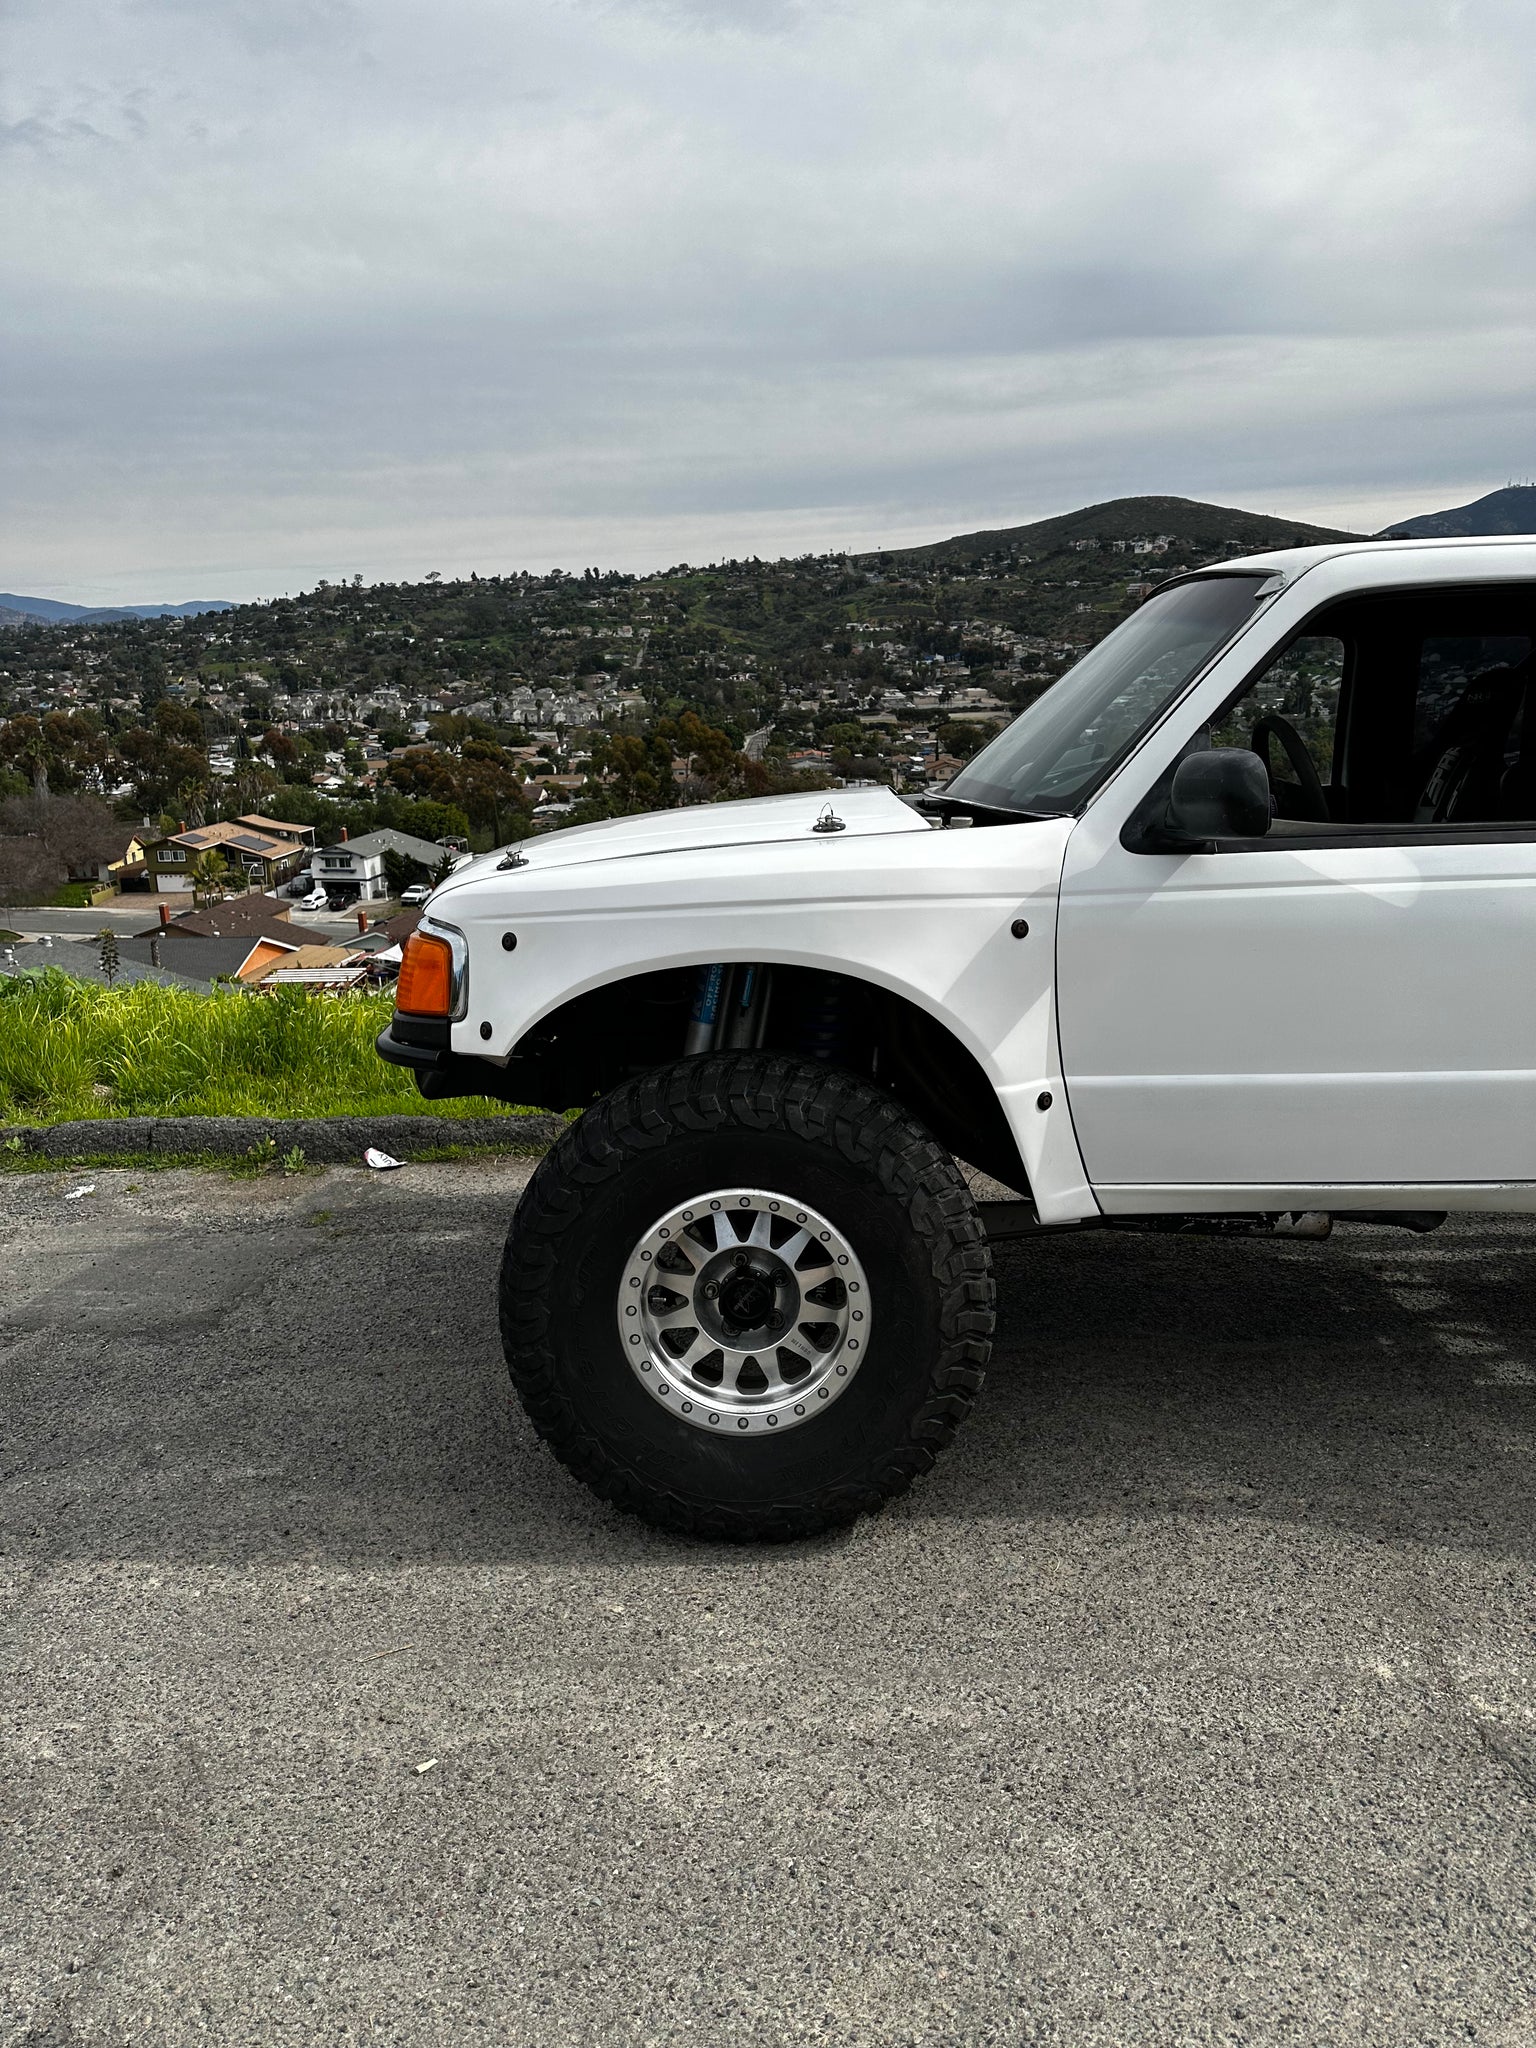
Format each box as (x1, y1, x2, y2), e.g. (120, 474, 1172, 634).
(617, 1187, 870, 1434)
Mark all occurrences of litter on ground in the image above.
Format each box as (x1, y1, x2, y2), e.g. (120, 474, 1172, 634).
(414, 1757, 439, 1775)
(63, 1185, 96, 1201)
(364, 1148, 404, 1171)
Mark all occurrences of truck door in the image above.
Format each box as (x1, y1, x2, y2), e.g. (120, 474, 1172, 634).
(1055, 580, 1536, 1202)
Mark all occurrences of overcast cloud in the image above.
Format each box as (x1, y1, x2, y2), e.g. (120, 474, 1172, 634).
(3, 0, 1534, 600)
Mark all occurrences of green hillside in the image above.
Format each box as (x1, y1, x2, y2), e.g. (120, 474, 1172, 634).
(0, 494, 1368, 846)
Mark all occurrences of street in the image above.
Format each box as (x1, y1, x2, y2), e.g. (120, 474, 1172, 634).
(0, 905, 173, 938)
(0, 900, 391, 941)
(3, 1160, 1535, 2046)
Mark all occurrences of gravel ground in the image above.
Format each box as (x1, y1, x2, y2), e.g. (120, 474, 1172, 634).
(3, 1161, 1535, 2047)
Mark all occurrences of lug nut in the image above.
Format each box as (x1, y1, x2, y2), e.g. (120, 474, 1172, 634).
(703, 1281, 719, 1299)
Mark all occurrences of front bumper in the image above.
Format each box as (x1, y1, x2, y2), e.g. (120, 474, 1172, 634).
(376, 1017, 450, 1069)
(376, 1019, 497, 1100)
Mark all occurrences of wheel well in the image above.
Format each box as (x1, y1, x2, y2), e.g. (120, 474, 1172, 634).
(491, 963, 1030, 1197)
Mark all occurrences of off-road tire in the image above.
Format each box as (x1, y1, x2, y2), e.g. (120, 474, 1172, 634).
(498, 1052, 995, 1540)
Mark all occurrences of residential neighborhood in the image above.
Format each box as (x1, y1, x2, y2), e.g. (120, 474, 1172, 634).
(0, 497, 1343, 957)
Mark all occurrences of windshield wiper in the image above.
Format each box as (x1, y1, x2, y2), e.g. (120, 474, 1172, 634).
(915, 792, 1065, 824)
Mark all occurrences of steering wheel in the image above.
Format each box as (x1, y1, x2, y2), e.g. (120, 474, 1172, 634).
(1250, 712, 1330, 822)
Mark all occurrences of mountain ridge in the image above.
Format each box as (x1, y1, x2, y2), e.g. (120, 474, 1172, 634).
(866, 494, 1359, 563)
(0, 593, 234, 627)
(1377, 485, 1536, 539)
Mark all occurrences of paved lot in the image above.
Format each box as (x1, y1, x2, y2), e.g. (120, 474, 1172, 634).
(3, 1161, 1535, 2046)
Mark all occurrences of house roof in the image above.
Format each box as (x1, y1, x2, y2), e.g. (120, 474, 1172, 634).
(115, 935, 267, 984)
(84, 827, 144, 862)
(232, 936, 302, 982)
(379, 907, 423, 945)
(0, 938, 204, 992)
(156, 821, 302, 862)
(236, 814, 314, 840)
(253, 944, 354, 974)
(258, 963, 369, 989)
(134, 898, 329, 943)
(319, 827, 454, 867)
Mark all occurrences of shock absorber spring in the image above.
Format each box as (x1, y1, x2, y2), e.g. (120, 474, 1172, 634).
(797, 977, 851, 1064)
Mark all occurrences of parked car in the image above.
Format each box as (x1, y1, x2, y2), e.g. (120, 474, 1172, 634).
(400, 882, 433, 906)
(380, 534, 1536, 1540)
(293, 886, 330, 912)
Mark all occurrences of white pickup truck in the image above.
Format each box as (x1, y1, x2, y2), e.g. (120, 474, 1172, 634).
(379, 535, 1536, 1538)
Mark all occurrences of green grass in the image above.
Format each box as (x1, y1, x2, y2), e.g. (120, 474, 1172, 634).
(0, 969, 535, 1126)
(49, 882, 112, 908)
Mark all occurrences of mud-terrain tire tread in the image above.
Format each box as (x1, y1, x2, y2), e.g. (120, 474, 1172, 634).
(498, 1052, 994, 1540)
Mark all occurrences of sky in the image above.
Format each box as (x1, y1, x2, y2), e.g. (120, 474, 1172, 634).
(3, 0, 1534, 603)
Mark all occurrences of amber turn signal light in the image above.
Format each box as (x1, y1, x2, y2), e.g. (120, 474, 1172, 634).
(395, 930, 454, 1016)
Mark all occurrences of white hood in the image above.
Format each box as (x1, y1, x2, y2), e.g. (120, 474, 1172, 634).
(432, 786, 931, 891)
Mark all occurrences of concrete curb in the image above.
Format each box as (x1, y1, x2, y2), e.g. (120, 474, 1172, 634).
(0, 1112, 568, 1163)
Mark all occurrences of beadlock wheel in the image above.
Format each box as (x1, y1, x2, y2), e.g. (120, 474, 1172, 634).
(618, 1187, 869, 1433)
(499, 1052, 994, 1540)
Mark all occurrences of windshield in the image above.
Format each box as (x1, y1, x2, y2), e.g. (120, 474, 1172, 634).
(945, 574, 1272, 815)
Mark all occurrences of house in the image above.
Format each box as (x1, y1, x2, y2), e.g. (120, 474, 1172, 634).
(139, 821, 308, 895)
(235, 935, 307, 983)
(306, 828, 464, 905)
(64, 825, 146, 886)
(127, 900, 332, 986)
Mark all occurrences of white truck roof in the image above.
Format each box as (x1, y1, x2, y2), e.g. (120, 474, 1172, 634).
(1213, 532, 1536, 582)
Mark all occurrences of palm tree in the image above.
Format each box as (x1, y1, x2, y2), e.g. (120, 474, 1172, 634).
(22, 733, 49, 802)
(190, 850, 229, 905)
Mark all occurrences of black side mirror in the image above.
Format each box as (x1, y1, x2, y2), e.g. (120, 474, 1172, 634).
(1161, 748, 1270, 847)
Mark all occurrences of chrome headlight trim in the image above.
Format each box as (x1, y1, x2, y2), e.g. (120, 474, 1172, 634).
(419, 915, 470, 1021)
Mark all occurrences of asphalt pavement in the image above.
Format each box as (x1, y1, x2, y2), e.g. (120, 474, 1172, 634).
(1, 906, 167, 938)
(3, 1160, 1535, 2047)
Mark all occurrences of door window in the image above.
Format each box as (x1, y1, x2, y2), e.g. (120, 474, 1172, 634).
(1203, 586, 1534, 832)
(1209, 635, 1345, 820)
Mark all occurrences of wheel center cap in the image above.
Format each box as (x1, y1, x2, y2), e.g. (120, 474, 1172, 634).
(721, 1272, 773, 1326)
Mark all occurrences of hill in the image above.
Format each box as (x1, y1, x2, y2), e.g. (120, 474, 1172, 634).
(0, 489, 1399, 841)
(873, 494, 1357, 565)
(1377, 485, 1536, 539)
(0, 593, 235, 626)
(0, 490, 1379, 829)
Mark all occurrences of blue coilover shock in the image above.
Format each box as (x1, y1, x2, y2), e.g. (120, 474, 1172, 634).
(683, 962, 727, 1055)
